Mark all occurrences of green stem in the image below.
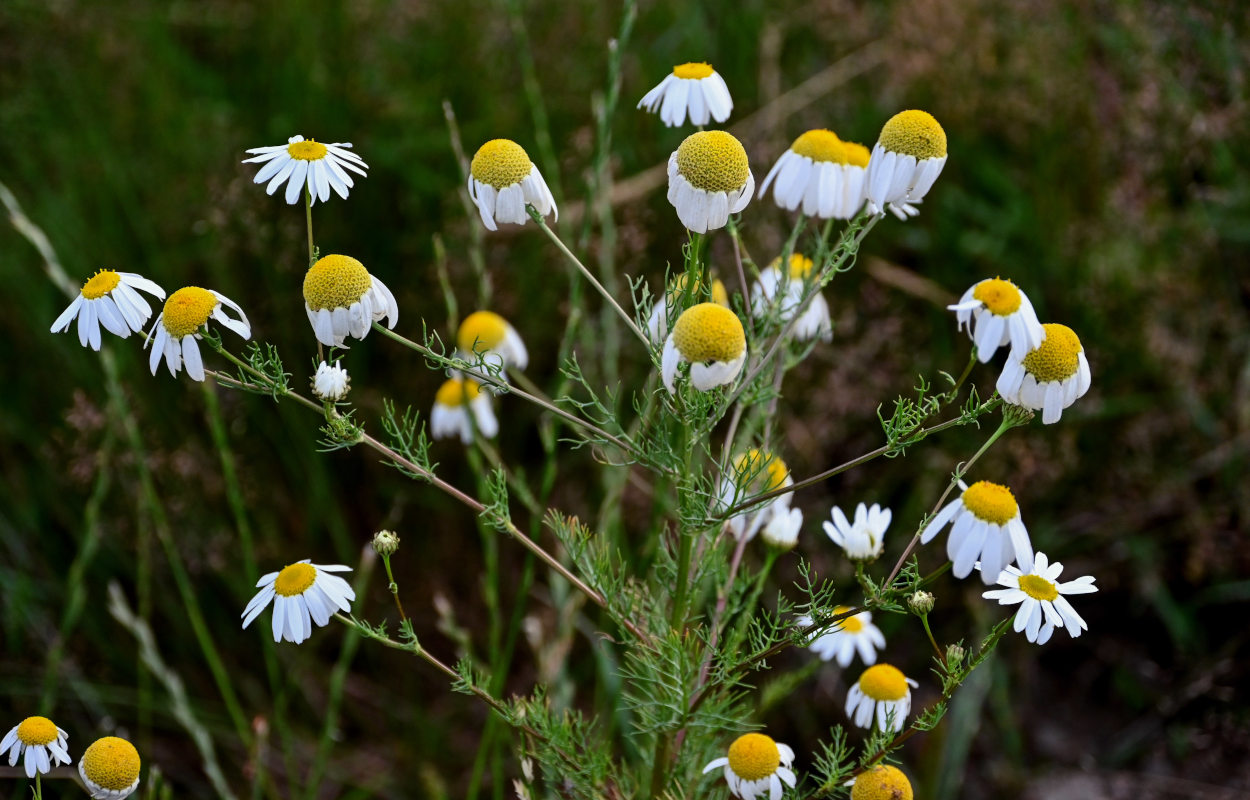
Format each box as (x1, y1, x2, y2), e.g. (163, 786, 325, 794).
(920, 613, 945, 663)
(304, 189, 315, 266)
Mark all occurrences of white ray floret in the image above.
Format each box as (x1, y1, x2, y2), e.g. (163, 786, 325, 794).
(638, 62, 733, 128)
(51, 269, 166, 351)
(242, 135, 368, 204)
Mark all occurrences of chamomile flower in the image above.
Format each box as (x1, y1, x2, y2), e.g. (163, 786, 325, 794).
(242, 135, 368, 205)
(311, 360, 350, 401)
(920, 479, 1034, 584)
(983, 552, 1097, 644)
(457, 310, 528, 372)
(863, 110, 947, 220)
(241, 559, 355, 644)
(302, 254, 398, 348)
(145, 287, 250, 382)
(761, 507, 803, 551)
(467, 139, 557, 231)
(846, 664, 918, 733)
(1, 716, 70, 778)
(751, 254, 832, 342)
(702, 733, 797, 800)
(758, 129, 870, 219)
(949, 278, 1044, 362)
(661, 302, 746, 392)
(431, 378, 498, 444)
(805, 606, 886, 667)
(78, 736, 140, 800)
(823, 502, 892, 561)
(850, 765, 913, 800)
(647, 272, 730, 343)
(51, 270, 166, 351)
(719, 449, 793, 542)
(667, 131, 755, 233)
(996, 323, 1092, 425)
(637, 62, 733, 128)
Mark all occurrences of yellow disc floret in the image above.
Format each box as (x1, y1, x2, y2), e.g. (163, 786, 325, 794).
(436, 378, 483, 407)
(669, 274, 731, 307)
(287, 139, 328, 161)
(961, 481, 1018, 525)
(1023, 323, 1083, 382)
(791, 129, 846, 164)
(16, 717, 58, 746)
(851, 765, 914, 800)
(733, 449, 790, 493)
(458, 310, 510, 353)
(676, 131, 750, 193)
(834, 605, 865, 634)
(274, 563, 317, 597)
(726, 733, 781, 781)
(878, 110, 947, 160)
(161, 287, 218, 338)
(711, 278, 730, 307)
(672, 303, 745, 362)
(842, 141, 871, 168)
(470, 139, 533, 189)
(973, 278, 1022, 315)
(81, 269, 121, 300)
(1019, 574, 1059, 602)
(769, 253, 815, 280)
(80, 737, 141, 791)
(673, 62, 715, 80)
(303, 254, 372, 312)
(859, 664, 908, 701)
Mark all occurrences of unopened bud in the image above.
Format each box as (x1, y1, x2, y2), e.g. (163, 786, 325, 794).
(372, 529, 400, 557)
(946, 643, 965, 664)
(908, 590, 934, 615)
(312, 360, 351, 401)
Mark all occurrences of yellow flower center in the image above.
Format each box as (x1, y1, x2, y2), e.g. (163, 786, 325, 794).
(859, 664, 909, 701)
(458, 310, 510, 353)
(878, 110, 947, 160)
(732, 449, 790, 494)
(769, 253, 815, 280)
(161, 287, 218, 338)
(675, 131, 750, 194)
(726, 733, 781, 781)
(81, 269, 121, 300)
(673, 62, 715, 80)
(851, 765, 914, 800)
(274, 563, 317, 597)
(435, 378, 482, 407)
(790, 129, 846, 163)
(287, 139, 328, 161)
(669, 274, 730, 307)
(470, 139, 533, 189)
(1022, 323, 1083, 383)
(672, 302, 745, 363)
(303, 254, 372, 312)
(960, 481, 1018, 525)
(1019, 574, 1059, 602)
(16, 717, 58, 746)
(842, 141, 871, 168)
(972, 278, 1022, 315)
(80, 737, 140, 790)
(833, 605, 865, 634)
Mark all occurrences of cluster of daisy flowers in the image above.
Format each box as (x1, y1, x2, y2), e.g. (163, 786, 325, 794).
(429, 309, 528, 444)
(2, 717, 141, 800)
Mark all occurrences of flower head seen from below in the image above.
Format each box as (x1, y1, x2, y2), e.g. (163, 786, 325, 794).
(241, 559, 355, 644)
(863, 110, 947, 220)
(79, 736, 140, 800)
(431, 377, 498, 444)
(311, 360, 350, 402)
(467, 139, 557, 231)
(242, 135, 368, 205)
(805, 606, 886, 667)
(920, 479, 1034, 584)
(758, 129, 870, 220)
(997, 323, 1092, 424)
(751, 254, 832, 343)
(302, 254, 398, 348)
(51, 270, 166, 351)
(850, 765, 913, 800)
(457, 310, 528, 372)
(637, 62, 733, 128)
(846, 664, 918, 732)
(145, 287, 250, 382)
(823, 502, 891, 561)
(667, 131, 754, 233)
(761, 506, 803, 551)
(983, 552, 1097, 644)
(949, 278, 1044, 363)
(702, 732, 797, 800)
(2, 716, 70, 778)
(719, 449, 793, 542)
(647, 272, 730, 342)
(661, 302, 746, 393)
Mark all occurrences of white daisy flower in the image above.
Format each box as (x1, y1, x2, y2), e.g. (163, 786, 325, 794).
(996, 323, 1092, 425)
(637, 62, 733, 128)
(983, 551, 1097, 644)
(804, 606, 886, 667)
(78, 736, 140, 800)
(948, 278, 1044, 362)
(920, 479, 1034, 584)
(241, 559, 355, 644)
(751, 254, 832, 342)
(467, 139, 557, 231)
(51, 269, 166, 351)
(662, 302, 747, 393)
(718, 449, 793, 542)
(302, 254, 398, 348)
(647, 273, 730, 343)
(431, 378, 499, 444)
(311, 360, 350, 402)
(242, 135, 368, 205)
(850, 765, 912, 800)
(1, 716, 70, 778)
(702, 732, 797, 800)
(758, 129, 870, 219)
(846, 664, 918, 733)
(863, 110, 947, 220)
(761, 506, 803, 551)
(823, 502, 891, 561)
(667, 130, 755, 233)
(144, 287, 250, 382)
(457, 310, 528, 373)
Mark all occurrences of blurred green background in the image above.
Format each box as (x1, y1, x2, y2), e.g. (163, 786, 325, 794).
(3, 0, 1249, 797)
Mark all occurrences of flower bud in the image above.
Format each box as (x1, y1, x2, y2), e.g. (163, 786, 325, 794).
(946, 643, 966, 665)
(371, 530, 400, 557)
(907, 590, 934, 615)
(312, 360, 350, 401)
